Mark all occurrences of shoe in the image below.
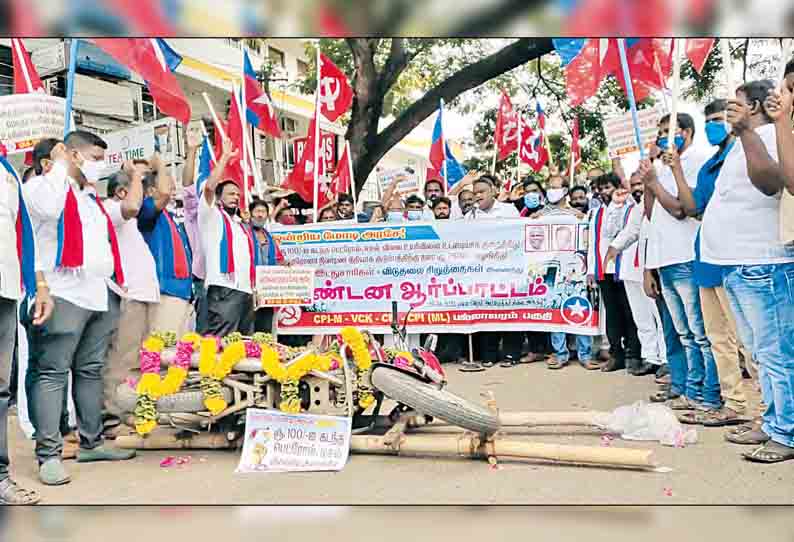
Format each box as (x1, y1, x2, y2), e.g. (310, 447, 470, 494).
(520, 352, 545, 363)
(77, 446, 137, 463)
(601, 357, 625, 372)
(0, 478, 40, 505)
(655, 364, 669, 378)
(39, 459, 71, 486)
(631, 361, 657, 376)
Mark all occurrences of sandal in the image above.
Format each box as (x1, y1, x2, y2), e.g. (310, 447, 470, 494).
(700, 408, 750, 428)
(742, 440, 794, 463)
(649, 390, 679, 403)
(678, 411, 709, 425)
(580, 360, 601, 371)
(459, 361, 485, 373)
(667, 396, 699, 411)
(482, 361, 494, 368)
(0, 478, 40, 505)
(725, 424, 770, 445)
(546, 355, 566, 370)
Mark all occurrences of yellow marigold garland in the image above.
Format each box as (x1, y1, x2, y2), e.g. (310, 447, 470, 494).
(340, 327, 376, 409)
(259, 349, 333, 413)
(134, 336, 165, 435)
(197, 337, 227, 415)
(160, 332, 201, 396)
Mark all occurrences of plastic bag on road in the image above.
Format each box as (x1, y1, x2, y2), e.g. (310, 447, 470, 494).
(593, 401, 698, 447)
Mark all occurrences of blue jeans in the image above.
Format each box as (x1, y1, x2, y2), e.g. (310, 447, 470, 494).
(659, 262, 721, 409)
(550, 333, 592, 364)
(723, 263, 794, 448)
(656, 294, 686, 396)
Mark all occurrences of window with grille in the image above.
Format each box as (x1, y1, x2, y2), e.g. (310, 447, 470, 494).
(0, 46, 12, 97)
(268, 46, 285, 68)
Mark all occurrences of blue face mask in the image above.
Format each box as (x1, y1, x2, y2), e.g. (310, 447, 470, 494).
(705, 121, 729, 146)
(524, 192, 542, 209)
(657, 135, 685, 151)
(406, 210, 423, 221)
(386, 211, 404, 223)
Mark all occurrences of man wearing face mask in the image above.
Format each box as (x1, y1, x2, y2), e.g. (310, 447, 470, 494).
(422, 179, 445, 220)
(640, 113, 718, 416)
(518, 180, 546, 217)
(247, 199, 285, 334)
(645, 99, 753, 428)
(23, 133, 135, 486)
(404, 195, 426, 221)
(198, 139, 257, 337)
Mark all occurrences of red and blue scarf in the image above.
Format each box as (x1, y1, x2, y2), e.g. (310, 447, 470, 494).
(162, 210, 190, 280)
(0, 155, 36, 297)
(89, 194, 125, 288)
(55, 185, 84, 271)
(218, 207, 255, 286)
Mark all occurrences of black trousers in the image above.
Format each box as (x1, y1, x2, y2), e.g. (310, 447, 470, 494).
(598, 275, 641, 362)
(254, 307, 274, 334)
(205, 285, 255, 337)
(477, 332, 523, 363)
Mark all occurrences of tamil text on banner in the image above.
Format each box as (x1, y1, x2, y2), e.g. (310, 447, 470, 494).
(236, 409, 351, 473)
(101, 123, 156, 177)
(0, 94, 66, 155)
(603, 105, 663, 159)
(255, 266, 316, 308)
(270, 217, 599, 335)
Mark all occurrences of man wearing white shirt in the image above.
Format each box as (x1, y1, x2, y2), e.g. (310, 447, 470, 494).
(24, 133, 135, 487)
(198, 139, 255, 336)
(700, 80, 794, 463)
(640, 113, 720, 414)
(102, 161, 161, 431)
(463, 176, 523, 369)
(0, 155, 53, 504)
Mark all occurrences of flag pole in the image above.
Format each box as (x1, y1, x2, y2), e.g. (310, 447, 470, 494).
(313, 44, 321, 223)
(720, 39, 735, 99)
(202, 92, 228, 140)
(667, 39, 683, 151)
(490, 146, 497, 175)
(64, 38, 79, 137)
(515, 108, 522, 187)
(569, 118, 576, 186)
(346, 140, 357, 214)
(616, 38, 646, 160)
(778, 38, 792, 88)
(440, 98, 448, 195)
(199, 123, 217, 164)
(12, 39, 34, 92)
(234, 83, 250, 208)
(240, 46, 265, 200)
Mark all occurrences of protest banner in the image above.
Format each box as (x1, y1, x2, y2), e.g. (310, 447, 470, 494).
(603, 106, 663, 159)
(236, 409, 351, 473)
(0, 94, 66, 154)
(377, 166, 420, 196)
(101, 123, 156, 177)
(270, 217, 600, 335)
(293, 131, 336, 171)
(255, 266, 316, 308)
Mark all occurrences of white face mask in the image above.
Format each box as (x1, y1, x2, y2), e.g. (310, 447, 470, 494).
(78, 153, 105, 183)
(547, 188, 568, 204)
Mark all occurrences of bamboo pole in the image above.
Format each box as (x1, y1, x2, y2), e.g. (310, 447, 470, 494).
(116, 430, 237, 450)
(350, 434, 657, 470)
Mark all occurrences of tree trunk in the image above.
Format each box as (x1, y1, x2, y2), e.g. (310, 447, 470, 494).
(346, 38, 555, 197)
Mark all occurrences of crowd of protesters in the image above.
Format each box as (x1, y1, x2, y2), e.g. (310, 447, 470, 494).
(1, 72, 793, 506)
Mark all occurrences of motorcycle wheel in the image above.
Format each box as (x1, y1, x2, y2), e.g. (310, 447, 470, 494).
(115, 383, 234, 414)
(370, 367, 500, 435)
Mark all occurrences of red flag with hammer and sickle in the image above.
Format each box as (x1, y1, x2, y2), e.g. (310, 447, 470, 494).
(494, 90, 518, 161)
(318, 52, 353, 122)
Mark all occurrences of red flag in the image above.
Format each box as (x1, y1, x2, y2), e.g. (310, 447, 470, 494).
(11, 39, 44, 94)
(243, 51, 281, 138)
(685, 38, 716, 74)
(9, 0, 44, 37)
(92, 39, 191, 125)
(282, 112, 318, 203)
(224, 90, 256, 202)
(519, 118, 548, 173)
(318, 3, 352, 37)
(318, 52, 353, 122)
(564, 0, 672, 37)
(565, 117, 581, 178)
(494, 90, 518, 161)
(332, 143, 352, 195)
(601, 39, 673, 102)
